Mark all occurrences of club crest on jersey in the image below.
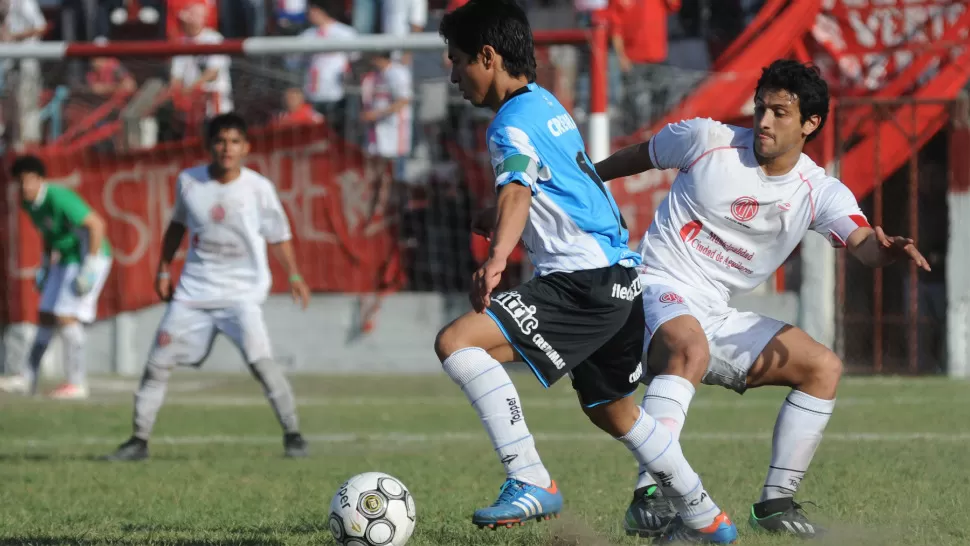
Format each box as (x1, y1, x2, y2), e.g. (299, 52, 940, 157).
(210, 204, 226, 223)
(659, 292, 684, 305)
(730, 197, 759, 223)
(156, 331, 172, 347)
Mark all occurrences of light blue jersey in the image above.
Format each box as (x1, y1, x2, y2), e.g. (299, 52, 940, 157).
(487, 83, 640, 276)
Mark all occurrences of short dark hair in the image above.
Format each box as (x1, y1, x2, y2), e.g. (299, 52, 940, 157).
(206, 113, 248, 143)
(439, 0, 537, 83)
(10, 155, 46, 178)
(308, 0, 341, 18)
(755, 60, 830, 142)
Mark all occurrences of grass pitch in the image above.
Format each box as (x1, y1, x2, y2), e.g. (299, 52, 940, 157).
(0, 373, 968, 545)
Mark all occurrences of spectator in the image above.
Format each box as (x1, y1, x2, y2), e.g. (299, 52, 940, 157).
(361, 51, 413, 216)
(352, 0, 378, 34)
(574, 0, 607, 27)
(98, 0, 164, 40)
(603, 0, 680, 133)
(275, 0, 308, 35)
(381, 0, 427, 62)
(170, 2, 233, 118)
(0, 0, 46, 143)
(300, 0, 357, 135)
(86, 38, 137, 98)
(166, 0, 217, 39)
(273, 87, 325, 126)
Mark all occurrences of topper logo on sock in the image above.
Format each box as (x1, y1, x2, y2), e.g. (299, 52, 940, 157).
(688, 491, 709, 507)
(493, 291, 539, 335)
(653, 471, 673, 488)
(507, 397, 523, 425)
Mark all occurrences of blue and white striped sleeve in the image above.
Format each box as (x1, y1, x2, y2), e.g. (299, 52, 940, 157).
(487, 120, 542, 195)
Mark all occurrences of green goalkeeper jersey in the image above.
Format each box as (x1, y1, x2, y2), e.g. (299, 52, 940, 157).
(22, 184, 112, 265)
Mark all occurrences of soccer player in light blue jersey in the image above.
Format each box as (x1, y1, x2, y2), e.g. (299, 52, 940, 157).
(433, 1, 737, 542)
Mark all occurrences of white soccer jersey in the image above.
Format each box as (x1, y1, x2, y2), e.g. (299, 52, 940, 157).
(3, 0, 45, 42)
(301, 22, 358, 103)
(362, 62, 413, 158)
(170, 165, 292, 308)
(640, 117, 870, 300)
(170, 28, 234, 116)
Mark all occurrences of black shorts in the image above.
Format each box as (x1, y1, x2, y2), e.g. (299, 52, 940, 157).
(486, 264, 645, 407)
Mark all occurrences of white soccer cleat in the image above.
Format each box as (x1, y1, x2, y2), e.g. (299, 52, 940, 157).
(47, 383, 89, 400)
(0, 375, 31, 395)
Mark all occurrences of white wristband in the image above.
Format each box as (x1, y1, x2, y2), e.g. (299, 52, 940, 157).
(157, 271, 171, 279)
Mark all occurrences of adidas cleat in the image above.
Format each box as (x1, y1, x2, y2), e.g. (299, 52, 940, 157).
(101, 437, 149, 461)
(472, 478, 562, 529)
(624, 484, 676, 538)
(749, 498, 823, 539)
(661, 512, 738, 544)
(283, 432, 309, 458)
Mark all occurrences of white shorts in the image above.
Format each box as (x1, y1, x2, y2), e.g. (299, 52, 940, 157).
(148, 301, 273, 368)
(38, 255, 112, 323)
(640, 273, 786, 393)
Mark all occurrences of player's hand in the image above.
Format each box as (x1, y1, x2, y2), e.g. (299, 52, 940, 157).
(35, 266, 48, 292)
(290, 276, 310, 310)
(873, 226, 931, 271)
(72, 259, 98, 296)
(470, 257, 506, 313)
(155, 272, 173, 302)
(361, 110, 379, 123)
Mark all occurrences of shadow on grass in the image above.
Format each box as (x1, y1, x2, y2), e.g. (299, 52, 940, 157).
(0, 538, 288, 546)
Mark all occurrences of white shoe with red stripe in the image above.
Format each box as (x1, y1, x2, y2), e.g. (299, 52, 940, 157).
(47, 383, 89, 400)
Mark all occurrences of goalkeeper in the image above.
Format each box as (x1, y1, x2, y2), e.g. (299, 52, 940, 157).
(0, 155, 112, 400)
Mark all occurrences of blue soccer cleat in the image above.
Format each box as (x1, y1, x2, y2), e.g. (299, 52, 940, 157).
(472, 478, 563, 529)
(661, 512, 738, 543)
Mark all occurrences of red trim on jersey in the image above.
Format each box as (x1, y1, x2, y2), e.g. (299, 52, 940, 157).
(685, 146, 748, 172)
(850, 214, 870, 228)
(798, 171, 817, 223)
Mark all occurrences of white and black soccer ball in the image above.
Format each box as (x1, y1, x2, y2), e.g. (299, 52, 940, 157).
(328, 472, 416, 546)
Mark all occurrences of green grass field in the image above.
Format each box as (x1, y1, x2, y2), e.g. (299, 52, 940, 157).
(1, 373, 968, 545)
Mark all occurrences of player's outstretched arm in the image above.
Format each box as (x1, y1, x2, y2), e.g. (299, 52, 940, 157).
(269, 240, 310, 310)
(155, 222, 186, 301)
(846, 226, 931, 271)
(594, 140, 655, 182)
(470, 183, 531, 313)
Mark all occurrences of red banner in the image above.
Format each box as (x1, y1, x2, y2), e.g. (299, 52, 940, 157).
(811, 0, 966, 94)
(1, 125, 401, 324)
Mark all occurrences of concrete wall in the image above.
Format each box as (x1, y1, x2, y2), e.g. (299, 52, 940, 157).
(2, 290, 799, 379)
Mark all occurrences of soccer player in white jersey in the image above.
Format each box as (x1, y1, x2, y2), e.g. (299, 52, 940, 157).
(435, 1, 735, 540)
(595, 60, 929, 542)
(103, 113, 312, 461)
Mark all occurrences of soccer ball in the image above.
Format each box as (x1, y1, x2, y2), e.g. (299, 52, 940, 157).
(328, 472, 416, 546)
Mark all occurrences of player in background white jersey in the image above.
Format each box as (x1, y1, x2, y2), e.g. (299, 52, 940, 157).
(103, 113, 312, 461)
(595, 60, 929, 542)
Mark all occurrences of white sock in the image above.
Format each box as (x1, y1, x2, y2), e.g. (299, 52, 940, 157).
(619, 406, 719, 529)
(60, 323, 86, 387)
(760, 389, 835, 502)
(442, 347, 552, 488)
(636, 375, 695, 490)
(25, 326, 54, 393)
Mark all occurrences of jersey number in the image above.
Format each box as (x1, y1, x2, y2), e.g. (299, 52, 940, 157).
(575, 152, 627, 229)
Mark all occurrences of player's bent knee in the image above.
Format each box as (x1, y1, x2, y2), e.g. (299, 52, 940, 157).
(651, 324, 709, 383)
(810, 349, 844, 387)
(582, 397, 640, 438)
(434, 325, 463, 362)
(142, 359, 173, 383)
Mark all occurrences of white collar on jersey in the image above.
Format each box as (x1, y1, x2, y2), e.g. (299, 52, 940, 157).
(30, 183, 48, 209)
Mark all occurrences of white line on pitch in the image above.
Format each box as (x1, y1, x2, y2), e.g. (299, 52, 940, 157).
(7, 431, 970, 449)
